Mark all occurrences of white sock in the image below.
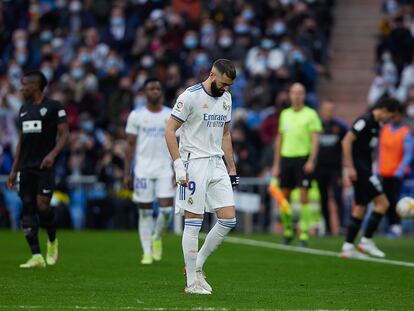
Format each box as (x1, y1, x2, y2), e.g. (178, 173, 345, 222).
(154, 206, 173, 240)
(183, 218, 203, 286)
(139, 209, 153, 256)
(196, 218, 236, 271)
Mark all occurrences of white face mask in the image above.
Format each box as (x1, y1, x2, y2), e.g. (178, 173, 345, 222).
(407, 105, 414, 117)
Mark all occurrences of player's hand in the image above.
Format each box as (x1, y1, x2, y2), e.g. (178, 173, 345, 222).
(123, 174, 132, 189)
(271, 164, 280, 177)
(303, 160, 314, 174)
(343, 166, 357, 186)
(7, 171, 17, 190)
(229, 174, 240, 188)
(174, 158, 188, 187)
(40, 153, 55, 169)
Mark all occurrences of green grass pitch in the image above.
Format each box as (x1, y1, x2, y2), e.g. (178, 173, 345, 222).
(0, 230, 413, 310)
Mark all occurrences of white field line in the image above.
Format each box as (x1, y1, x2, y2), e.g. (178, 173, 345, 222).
(224, 236, 414, 268)
(0, 307, 347, 311)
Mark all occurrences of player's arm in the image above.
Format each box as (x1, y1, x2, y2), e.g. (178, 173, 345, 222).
(222, 122, 237, 176)
(40, 122, 69, 169)
(271, 133, 282, 177)
(304, 132, 319, 174)
(123, 133, 137, 189)
(7, 133, 22, 189)
(165, 117, 188, 186)
(342, 131, 357, 182)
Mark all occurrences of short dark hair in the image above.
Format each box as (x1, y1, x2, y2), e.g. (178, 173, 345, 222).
(374, 97, 401, 112)
(143, 77, 161, 88)
(23, 70, 48, 91)
(213, 59, 236, 80)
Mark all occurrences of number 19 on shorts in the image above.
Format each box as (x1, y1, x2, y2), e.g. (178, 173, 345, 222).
(178, 181, 196, 200)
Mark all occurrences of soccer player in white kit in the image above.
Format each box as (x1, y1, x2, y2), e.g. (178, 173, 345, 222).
(165, 59, 239, 294)
(124, 78, 174, 265)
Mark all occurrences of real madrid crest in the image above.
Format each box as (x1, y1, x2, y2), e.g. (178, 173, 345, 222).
(223, 101, 229, 111)
(40, 107, 48, 116)
(188, 197, 193, 205)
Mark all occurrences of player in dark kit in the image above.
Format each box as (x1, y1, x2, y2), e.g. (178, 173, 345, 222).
(340, 98, 400, 259)
(7, 71, 69, 268)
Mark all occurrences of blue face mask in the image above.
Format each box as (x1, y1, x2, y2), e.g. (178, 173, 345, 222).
(234, 23, 250, 35)
(79, 54, 91, 64)
(261, 39, 274, 50)
(111, 17, 125, 27)
(201, 24, 214, 35)
(242, 10, 254, 21)
(16, 54, 27, 65)
(40, 31, 53, 42)
(80, 120, 94, 133)
(195, 53, 209, 66)
(292, 50, 305, 63)
(8, 66, 22, 78)
(41, 67, 54, 81)
(71, 67, 84, 80)
(281, 42, 292, 53)
(184, 37, 198, 49)
(272, 22, 286, 35)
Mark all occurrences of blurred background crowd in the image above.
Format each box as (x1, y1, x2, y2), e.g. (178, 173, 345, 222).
(0, 0, 413, 235)
(0, 0, 336, 231)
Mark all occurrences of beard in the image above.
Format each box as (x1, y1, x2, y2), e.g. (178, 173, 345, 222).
(211, 80, 225, 97)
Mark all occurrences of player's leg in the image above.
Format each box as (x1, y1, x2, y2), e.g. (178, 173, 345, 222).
(297, 157, 312, 246)
(19, 171, 45, 268)
(315, 170, 331, 235)
(340, 204, 367, 258)
(37, 169, 58, 265)
(133, 176, 155, 264)
(332, 169, 345, 231)
(196, 158, 236, 292)
(279, 157, 294, 244)
(182, 210, 207, 293)
(384, 177, 402, 238)
(358, 193, 389, 257)
(153, 176, 175, 261)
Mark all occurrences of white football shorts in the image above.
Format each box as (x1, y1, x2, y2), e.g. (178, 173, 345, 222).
(133, 175, 175, 203)
(175, 156, 235, 215)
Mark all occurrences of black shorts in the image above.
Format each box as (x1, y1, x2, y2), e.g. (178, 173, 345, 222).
(18, 168, 55, 199)
(352, 173, 383, 205)
(280, 156, 311, 189)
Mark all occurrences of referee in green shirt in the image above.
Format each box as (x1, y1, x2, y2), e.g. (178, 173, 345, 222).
(272, 83, 322, 246)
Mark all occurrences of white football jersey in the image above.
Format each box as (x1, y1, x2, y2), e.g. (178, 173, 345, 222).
(171, 83, 232, 159)
(125, 106, 173, 178)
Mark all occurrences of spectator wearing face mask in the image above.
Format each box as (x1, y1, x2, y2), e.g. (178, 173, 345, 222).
(212, 28, 246, 63)
(3, 29, 40, 70)
(102, 6, 134, 55)
(368, 54, 398, 106)
(58, 0, 96, 38)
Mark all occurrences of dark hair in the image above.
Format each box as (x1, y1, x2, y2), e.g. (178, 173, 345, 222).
(374, 97, 401, 112)
(23, 70, 48, 91)
(143, 77, 161, 88)
(213, 59, 236, 80)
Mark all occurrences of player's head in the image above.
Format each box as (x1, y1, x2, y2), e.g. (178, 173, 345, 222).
(209, 59, 236, 97)
(372, 97, 401, 122)
(21, 70, 48, 99)
(143, 78, 162, 105)
(320, 100, 335, 121)
(289, 83, 305, 107)
(391, 103, 406, 124)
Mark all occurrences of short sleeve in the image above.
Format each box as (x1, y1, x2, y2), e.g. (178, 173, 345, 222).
(278, 110, 286, 134)
(308, 110, 322, 132)
(351, 116, 368, 138)
(55, 101, 67, 124)
(226, 96, 232, 123)
(171, 92, 191, 123)
(125, 111, 139, 135)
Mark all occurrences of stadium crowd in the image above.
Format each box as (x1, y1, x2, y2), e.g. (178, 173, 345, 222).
(0, 0, 350, 231)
